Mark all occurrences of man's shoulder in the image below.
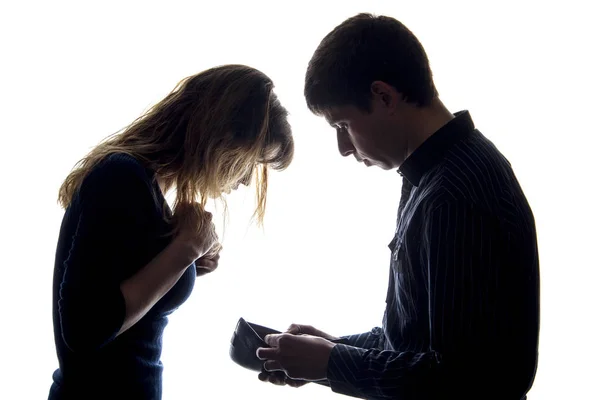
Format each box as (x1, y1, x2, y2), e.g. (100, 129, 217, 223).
(431, 132, 516, 194)
(418, 132, 530, 219)
(446, 130, 512, 180)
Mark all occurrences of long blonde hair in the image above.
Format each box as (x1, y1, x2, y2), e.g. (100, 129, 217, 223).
(58, 64, 294, 229)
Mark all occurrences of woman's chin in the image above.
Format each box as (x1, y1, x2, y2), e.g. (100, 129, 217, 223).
(207, 190, 224, 199)
(220, 183, 242, 195)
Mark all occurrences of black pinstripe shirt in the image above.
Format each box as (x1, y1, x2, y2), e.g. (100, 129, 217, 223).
(326, 111, 540, 400)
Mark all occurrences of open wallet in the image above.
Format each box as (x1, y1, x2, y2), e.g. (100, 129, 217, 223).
(229, 318, 281, 372)
(229, 317, 348, 381)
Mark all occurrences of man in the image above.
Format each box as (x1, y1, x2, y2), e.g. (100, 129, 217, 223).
(256, 13, 540, 400)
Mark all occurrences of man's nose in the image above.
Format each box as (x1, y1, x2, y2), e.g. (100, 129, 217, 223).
(337, 130, 355, 157)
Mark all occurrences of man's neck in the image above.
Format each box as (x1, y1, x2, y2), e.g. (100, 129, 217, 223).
(404, 98, 455, 159)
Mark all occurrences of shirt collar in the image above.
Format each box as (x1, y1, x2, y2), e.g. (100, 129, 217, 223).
(398, 110, 475, 186)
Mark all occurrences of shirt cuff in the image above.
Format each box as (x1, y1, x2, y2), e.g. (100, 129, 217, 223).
(326, 344, 368, 398)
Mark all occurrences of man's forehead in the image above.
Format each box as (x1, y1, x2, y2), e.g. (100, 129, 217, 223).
(322, 107, 344, 125)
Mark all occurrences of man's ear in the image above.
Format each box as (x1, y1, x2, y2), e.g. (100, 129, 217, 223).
(370, 81, 400, 112)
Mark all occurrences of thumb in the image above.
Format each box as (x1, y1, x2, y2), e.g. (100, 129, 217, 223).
(285, 324, 306, 335)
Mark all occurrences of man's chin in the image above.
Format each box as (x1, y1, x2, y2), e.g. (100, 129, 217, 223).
(375, 162, 396, 171)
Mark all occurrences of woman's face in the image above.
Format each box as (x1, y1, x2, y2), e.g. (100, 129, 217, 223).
(224, 166, 254, 194)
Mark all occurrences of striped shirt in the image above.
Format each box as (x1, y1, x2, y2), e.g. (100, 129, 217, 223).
(326, 111, 540, 400)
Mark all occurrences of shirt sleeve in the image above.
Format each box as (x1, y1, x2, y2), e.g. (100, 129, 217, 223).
(339, 327, 384, 350)
(326, 200, 517, 400)
(313, 328, 385, 388)
(58, 156, 159, 353)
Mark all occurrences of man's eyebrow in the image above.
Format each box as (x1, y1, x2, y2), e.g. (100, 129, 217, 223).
(325, 117, 337, 127)
(322, 112, 336, 127)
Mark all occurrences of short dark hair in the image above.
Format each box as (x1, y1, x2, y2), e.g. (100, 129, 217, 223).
(305, 13, 438, 115)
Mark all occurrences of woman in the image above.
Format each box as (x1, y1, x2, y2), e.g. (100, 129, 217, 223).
(48, 64, 294, 400)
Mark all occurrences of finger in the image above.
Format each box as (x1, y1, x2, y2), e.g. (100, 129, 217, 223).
(198, 207, 212, 220)
(263, 333, 286, 347)
(256, 346, 279, 360)
(286, 324, 318, 336)
(272, 371, 288, 385)
(195, 259, 218, 269)
(204, 263, 218, 271)
(264, 360, 284, 372)
(285, 324, 301, 335)
(267, 373, 286, 386)
(204, 242, 222, 259)
(287, 325, 337, 341)
(196, 262, 217, 271)
(195, 268, 215, 277)
(259, 368, 285, 384)
(285, 377, 307, 388)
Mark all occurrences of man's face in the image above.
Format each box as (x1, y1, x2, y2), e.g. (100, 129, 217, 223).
(324, 103, 404, 170)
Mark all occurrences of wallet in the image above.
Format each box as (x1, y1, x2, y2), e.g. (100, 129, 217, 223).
(229, 317, 281, 372)
(229, 317, 347, 374)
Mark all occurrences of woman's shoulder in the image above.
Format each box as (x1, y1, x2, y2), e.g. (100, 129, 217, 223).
(96, 152, 150, 178)
(80, 153, 155, 199)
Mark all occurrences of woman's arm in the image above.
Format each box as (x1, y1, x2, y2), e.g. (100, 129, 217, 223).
(58, 156, 214, 352)
(117, 238, 196, 336)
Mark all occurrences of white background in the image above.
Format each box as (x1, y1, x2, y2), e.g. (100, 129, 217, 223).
(1, 0, 598, 399)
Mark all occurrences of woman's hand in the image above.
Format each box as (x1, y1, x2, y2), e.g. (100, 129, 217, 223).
(195, 243, 222, 276)
(172, 202, 219, 262)
(117, 204, 220, 336)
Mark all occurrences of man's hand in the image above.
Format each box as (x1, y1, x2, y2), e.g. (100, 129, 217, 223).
(194, 252, 220, 277)
(286, 324, 341, 341)
(258, 369, 306, 387)
(257, 324, 341, 387)
(256, 332, 337, 382)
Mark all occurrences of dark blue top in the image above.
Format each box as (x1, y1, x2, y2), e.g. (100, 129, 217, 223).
(49, 153, 196, 400)
(327, 111, 540, 400)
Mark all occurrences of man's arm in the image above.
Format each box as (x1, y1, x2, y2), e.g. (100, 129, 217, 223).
(257, 325, 385, 388)
(308, 328, 384, 388)
(337, 327, 384, 349)
(326, 200, 527, 400)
